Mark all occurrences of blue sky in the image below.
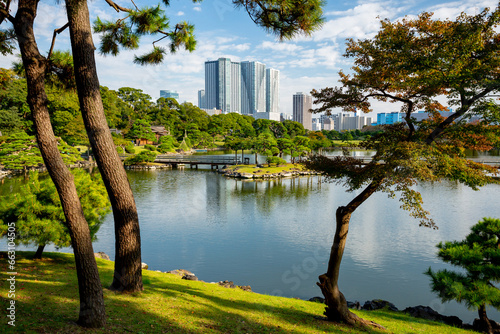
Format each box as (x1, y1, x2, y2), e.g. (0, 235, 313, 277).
(1, 0, 497, 116)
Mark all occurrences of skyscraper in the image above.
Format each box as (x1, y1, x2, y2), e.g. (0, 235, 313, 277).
(198, 89, 206, 109)
(293, 92, 313, 131)
(241, 61, 266, 114)
(204, 58, 241, 113)
(202, 58, 279, 115)
(266, 68, 279, 114)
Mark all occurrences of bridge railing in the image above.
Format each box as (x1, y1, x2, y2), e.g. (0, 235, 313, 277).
(155, 155, 241, 164)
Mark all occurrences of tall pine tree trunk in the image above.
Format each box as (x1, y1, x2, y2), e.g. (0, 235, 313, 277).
(317, 180, 383, 328)
(64, 0, 143, 293)
(13, 0, 105, 326)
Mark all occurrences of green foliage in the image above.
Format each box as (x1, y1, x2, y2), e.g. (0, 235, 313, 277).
(233, 0, 325, 40)
(0, 107, 23, 135)
(178, 137, 191, 152)
(0, 133, 80, 170)
(307, 8, 500, 228)
(116, 146, 124, 154)
(426, 218, 500, 314)
(0, 171, 110, 253)
(144, 144, 156, 151)
(0, 28, 16, 56)
(266, 156, 286, 166)
(127, 119, 156, 142)
(93, 3, 196, 64)
(124, 151, 157, 165)
(125, 144, 135, 154)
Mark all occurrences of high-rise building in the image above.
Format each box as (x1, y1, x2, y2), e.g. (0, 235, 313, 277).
(293, 92, 313, 131)
(198, 90, 206, 109)
(241, 61, 266, 114)
(202, 58, 279, 116)
(266, 68, 279, 113)
(160, 90, 179, 100)
(204, 58, 241, 113)
(333, 113, 372, 131)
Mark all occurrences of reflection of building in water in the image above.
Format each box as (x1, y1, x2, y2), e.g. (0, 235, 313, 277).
(205, 173, 227, 223)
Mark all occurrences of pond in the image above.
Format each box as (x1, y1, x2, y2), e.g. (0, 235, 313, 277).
(5, 164, 499, 324)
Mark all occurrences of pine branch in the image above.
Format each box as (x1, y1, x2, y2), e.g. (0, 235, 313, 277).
(48, 23, 69, 60)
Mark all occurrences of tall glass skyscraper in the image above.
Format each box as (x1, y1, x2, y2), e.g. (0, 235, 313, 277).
(203, 58, 279, 115)
(293, 92, 312, 131)
(266, 68, 280, 114)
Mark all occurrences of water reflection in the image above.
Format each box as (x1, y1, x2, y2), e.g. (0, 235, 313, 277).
(4, 168, 500, 324)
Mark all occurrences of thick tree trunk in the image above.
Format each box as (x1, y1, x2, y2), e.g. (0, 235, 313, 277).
(13, 0, 105, 327)
(478, 304, 494, 334)
(33, 245, 45, 259)
(317, 180, 384, 329)
(64, 0, 143, 293)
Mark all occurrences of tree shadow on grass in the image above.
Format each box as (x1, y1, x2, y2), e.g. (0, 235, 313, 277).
(0, 252, 467, 333)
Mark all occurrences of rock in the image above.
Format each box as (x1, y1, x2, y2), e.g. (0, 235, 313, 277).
(362, 299, 399, 312)
(347, 301, 361, 310)
(141, 262, 148, 269)
(218, 280, 252, 292)
(308, 296, 325, 304)
(182, 274, 199, 281)
(94, 252, 110, 261)
(167, 269, 195, 277)
(403, 305, 462, 328)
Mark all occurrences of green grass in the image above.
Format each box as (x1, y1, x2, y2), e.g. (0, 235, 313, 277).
(0, 252, 474, 333)
(224, 163, 309, 176)
(330, 140, 363, 147)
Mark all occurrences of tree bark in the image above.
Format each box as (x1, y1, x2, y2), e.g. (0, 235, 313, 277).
(33, 244, 45, 259)
(478, 304, 494, 334)
(64, 0, 143, 293)
(13, 0, 105, 327)
(317, 179, 384, 328)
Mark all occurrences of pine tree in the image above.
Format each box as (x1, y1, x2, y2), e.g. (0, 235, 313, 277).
(0, 170, 111, 259)
(426, 218, 500, 334)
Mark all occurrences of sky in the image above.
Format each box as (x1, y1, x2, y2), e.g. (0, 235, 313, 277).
(1, 0, 498, 117)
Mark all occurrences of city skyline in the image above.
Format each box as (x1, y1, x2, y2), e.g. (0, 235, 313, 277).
(0, 0, 494, 116)
(201, 58, 279, 115)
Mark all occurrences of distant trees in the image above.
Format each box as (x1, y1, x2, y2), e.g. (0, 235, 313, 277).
(426, 218, 500, 334)
(305, 7, 500, 328)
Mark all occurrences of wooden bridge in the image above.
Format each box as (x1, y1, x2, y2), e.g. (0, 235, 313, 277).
(154, 155, 241, 170)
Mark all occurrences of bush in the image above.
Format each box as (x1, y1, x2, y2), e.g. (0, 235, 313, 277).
(266, 156, 287, 166)
(125, 145, 135, 154)
(116, 146, 124, 154)
(144, 144, 156, 151)
(157, 143, 175, 153)
(124, 151, 157, 165)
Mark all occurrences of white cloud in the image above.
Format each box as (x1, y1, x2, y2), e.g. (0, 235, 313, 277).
(176, 11, 185, 16)
(193, 6, 202, 12)
(425, 0, 498, 20)
(257, 41, 303, 53)
(313, 2, 405, 42)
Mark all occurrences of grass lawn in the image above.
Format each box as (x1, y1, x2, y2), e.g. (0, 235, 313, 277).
(224, 163, 309, 176)
(0, 252, 474, 333)
(330, 140, 363, 147)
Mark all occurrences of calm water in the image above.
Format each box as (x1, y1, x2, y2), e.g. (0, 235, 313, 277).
(3, 164, 500, 323)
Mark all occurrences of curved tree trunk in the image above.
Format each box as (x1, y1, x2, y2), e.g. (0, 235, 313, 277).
(478, 304, 494, 334)
(33, 245, 45, 260)
(65, 0, 143, 293)
(13, 0, 105, 327)
(317, 179, 384, 328)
